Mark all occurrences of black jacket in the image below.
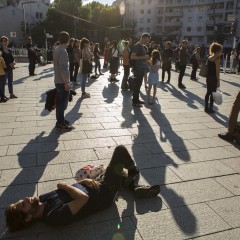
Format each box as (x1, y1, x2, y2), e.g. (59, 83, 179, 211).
(45, 88, 76, 112)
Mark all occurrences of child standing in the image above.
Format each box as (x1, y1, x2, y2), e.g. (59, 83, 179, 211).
(0, 51, 7, 102)
(147, 50, 161, 104)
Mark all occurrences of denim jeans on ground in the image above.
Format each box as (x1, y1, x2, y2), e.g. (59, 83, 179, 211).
(0, 74, 6, 99)
(55, 83, 69, 125)
(81, 73, 88, 94)
(6, 70, 13, 94)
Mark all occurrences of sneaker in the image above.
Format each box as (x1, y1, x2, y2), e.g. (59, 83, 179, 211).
(55, 123, 73, 131)
(82, 93, 91, 99)
(218, 132, 235, 142)
(0, 98, 7, 103)
(138, 100, 145, 104)
(178, 84, 186, 89)
(134, 185, 160, 198)
(10, 94, 17, 99)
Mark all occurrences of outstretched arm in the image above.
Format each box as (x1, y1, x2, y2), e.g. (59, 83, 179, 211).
(57, 182, 89, 215)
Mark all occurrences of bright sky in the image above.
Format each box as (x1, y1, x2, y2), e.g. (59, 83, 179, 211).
(50, 0, 115, 5)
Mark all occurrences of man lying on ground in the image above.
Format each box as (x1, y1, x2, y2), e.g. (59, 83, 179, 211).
(5, 145, 160, 232)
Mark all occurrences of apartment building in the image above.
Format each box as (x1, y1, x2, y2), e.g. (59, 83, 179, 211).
(125, 0, 240, 48)
(0, 0, 50, 44)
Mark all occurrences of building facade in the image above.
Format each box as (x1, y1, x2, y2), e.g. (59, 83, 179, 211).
(0, 0, 50, 44)
(125, 0, 240, 48)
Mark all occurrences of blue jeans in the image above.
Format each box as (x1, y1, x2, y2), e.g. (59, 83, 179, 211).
(55, 84, 69, 125)
(6, 70, 13, 94)
(0, 74, 6, 99)
(81, 74, 88, 94)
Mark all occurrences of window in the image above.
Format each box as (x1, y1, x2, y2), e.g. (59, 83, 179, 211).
(141, 0, 144, 5)
(36, 12, 39, 18)
(188, 17, 192, 22)
(198, 16, 203, 22)
(12, 9, 15, 15)
(148, 0, 152, 4)
(188, 36, 192, 41)
(147, 18, 151, 23)
(39, 13, 43, 19)
(140, 9, 144, 14)
(148, 9, 151, 14)
(139, 27, 144, 32)
(197, 26, 202, 32)
(187, 27, 191, 32)
(146, 27, 150, 32)
(140, 18, 144, 23)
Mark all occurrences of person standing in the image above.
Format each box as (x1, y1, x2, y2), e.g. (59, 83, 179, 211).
(109, 41, 120, 82)
(178, 40, 189, 89)
(67, 38, 75, 82)
(0, 36, 17, 99)
(121, 40, 130, 90)
(205, 42, 223, 114)
(0, 51, 7, 102)
(72, 39, 81, 85)
(130, 33, 151, 107)
(26, 37, 37, 76)
(161, 41, 173, 83)
(147, 50, 161, 104)
(53, 31, 73, 130)
(103, 42, 110, 68)
(190, 46, 201, 80)
(93, 43, 103, 76)
(80, 38, 92, 99)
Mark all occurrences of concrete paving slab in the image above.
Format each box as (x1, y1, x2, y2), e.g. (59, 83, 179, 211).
(0, 164, 72, 186)
(0, 154, 36, 170)
(160, 178, 233, 208)
(221, 157, 240, 173)
(133, 203, 230, 240)
(169, 160, 236, 181)
(0, 146, 8, 157)
(192, 228, 240, 240)
(215, 174, 240, 195)
(189, 137, 231, 149)
(207, 196, 240, 228)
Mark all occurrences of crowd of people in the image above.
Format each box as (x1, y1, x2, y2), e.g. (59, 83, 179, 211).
(1, 31, 240, 233)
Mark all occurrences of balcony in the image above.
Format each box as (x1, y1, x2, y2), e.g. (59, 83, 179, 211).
(161, 21, 182, 27)
(165, 11, 183, 17)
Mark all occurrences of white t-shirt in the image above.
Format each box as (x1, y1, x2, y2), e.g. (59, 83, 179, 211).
(112, 48, 118, 58)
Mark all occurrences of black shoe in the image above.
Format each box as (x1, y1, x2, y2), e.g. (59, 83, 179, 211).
(134, 185, 160, 198)
(113, 78, 119, 82)
(138, 100, 145, 104)
(55, 123, 73, 131)
(10, 94, 18, 99)
(0, 98, 7, 103)
(208, 108, 215, 114)
(132, 102, 143, 107)
(178, 84, 186, 89)
(218, 132, 235, 142)
(65, 119, 70, 125)
(167, 80, 170, 83)
(125, 166, 140, 186)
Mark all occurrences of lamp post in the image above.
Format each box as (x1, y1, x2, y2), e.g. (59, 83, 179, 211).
(119, 1, 126, 29)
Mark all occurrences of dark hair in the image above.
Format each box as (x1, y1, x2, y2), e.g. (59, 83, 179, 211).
(141, 33, 151, 39)
(5, 204, 29, 232)
(0, 36, 9, 43)
(112, 40, 118, 48)
(150, 50, 160, 65)
(58, 31, 70, 44)
(80, 38, 90, 49)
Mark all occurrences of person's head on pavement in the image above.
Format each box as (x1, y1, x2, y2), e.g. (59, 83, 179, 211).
(5, 196, 43, 232)
(59, 31, 70, 47)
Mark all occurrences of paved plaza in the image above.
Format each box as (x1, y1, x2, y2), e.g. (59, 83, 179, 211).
(0, 62, 240, 240)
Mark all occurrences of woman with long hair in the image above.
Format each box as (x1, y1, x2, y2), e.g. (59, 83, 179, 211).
(147, 50, 161, 104)
(80, 38, 92, 99)
(121, 40, 130, 90)
(0, 36, 17, 99)
(109, 41, 120, 82)
(205, 42, 223, 113)
(72, 39, 81, 84)
(94, 43, 103, 76)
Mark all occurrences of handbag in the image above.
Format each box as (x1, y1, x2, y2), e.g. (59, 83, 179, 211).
(212, 88, 223, 105)
(199, 60, 208, 77)
(82, 60, 92, 74)
(75, 164, 105, 182)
